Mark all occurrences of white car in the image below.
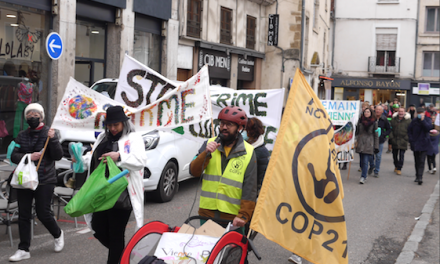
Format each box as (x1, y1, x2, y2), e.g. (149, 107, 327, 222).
(55, 79, 202, 202)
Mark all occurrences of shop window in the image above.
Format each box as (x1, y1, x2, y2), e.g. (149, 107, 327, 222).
(133, 30, 161, 73)
(246, 15, 256, 50)
(187, 0, 202, 38)
(423, 52, 440, 77)
(220, 7, 232, 45)
(0, 4, 50, 154)
(426, 7, 439, 33)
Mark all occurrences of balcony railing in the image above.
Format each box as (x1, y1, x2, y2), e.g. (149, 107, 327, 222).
(368, 56, 400, 74)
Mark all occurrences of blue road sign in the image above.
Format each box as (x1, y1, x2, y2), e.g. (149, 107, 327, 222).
(46, 32, 63, 60)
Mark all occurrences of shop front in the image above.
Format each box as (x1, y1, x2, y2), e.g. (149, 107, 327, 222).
(198, 48, 230, 87)
(0, 1, 51, 154)
(237, 55, 255, 90)
(409, 82, 440, 109)
(332, 77, 411, 107)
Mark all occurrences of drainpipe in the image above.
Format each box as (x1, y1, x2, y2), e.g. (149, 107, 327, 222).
(413, 0, 420, 80)
(331, 0, 336, 69)
(300, 0, 305, 72)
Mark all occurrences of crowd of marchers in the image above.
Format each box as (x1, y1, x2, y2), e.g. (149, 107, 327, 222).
(354, 98, 439, 185)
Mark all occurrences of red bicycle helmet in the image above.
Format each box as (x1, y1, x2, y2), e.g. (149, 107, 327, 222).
(218, 106, 248, 127)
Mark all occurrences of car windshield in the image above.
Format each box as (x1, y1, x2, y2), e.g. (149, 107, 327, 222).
(91, 82, 117, 99)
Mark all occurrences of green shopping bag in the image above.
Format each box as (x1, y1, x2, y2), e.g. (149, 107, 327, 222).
(64, 157, 129, 217)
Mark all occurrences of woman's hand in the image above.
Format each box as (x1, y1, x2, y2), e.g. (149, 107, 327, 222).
(71, 156, 77, 163)
(48, 128, 55, 139)
(99, 152, 120, 163)
(30, 152, 42, 161)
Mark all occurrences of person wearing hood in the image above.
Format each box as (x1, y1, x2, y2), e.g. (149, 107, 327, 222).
(355, 108, 379, 184)
(9, 103, 64, 262)
(427, 128, 439, 174)
(408, 107, 432, 185)
(389, 107, 411, 175)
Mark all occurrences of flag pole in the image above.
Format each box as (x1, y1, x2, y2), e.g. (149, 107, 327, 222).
(347, 161, 352, 180)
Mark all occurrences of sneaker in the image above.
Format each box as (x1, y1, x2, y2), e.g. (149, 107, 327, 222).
(54, 230, 64, 252)
(434, 168, 437, 173)
(360, 177, 366, 184)
(386, 149, 391, 153)
(9, 250, 30, 262)
(358, 168, 362, 172)
(414, 178, 419, 182)
(396, 170, 401, 175)
(368, 167, 374, 175)
(374, 172, 379, 178)
(288, 254, 302, 264)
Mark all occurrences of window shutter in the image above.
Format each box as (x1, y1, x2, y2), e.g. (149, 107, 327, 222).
(376, 34, 397, 51)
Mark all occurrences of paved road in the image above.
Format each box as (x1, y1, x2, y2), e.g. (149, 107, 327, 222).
(0, 150, 438, 264)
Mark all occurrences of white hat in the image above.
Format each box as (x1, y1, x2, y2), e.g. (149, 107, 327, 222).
(24, 103, 45, 120)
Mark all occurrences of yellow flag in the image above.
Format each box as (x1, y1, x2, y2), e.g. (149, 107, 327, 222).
(250, 69, 348, 264)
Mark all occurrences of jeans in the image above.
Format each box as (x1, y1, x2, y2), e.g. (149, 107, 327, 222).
(427, 154, 437, 170)
(392, 149, 406, 170)
(359, 153, 374, 170)
(360, 154, 373, 178)
(374, 143, 384, 174)
(414, 151, 427, 181)
(92, 207, 132, 264)
(17, 184, 61, 252)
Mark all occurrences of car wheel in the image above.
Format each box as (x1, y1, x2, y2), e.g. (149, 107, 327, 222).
(153, 161, 178, 203)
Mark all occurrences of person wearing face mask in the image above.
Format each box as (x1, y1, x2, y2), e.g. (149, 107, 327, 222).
(408, 107, 432, 185)
(79, 106, 147, 264)
(9, 103, 64, 262)
(190, 106, 257, 234)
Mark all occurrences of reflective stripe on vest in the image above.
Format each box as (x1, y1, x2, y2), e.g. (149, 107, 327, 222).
(199, 137, 254, 215)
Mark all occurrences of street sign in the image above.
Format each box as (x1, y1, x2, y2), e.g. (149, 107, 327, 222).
(46, 32, 63, 60)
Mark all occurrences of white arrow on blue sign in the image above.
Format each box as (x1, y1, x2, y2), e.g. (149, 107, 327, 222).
(46, 32, 63, 60)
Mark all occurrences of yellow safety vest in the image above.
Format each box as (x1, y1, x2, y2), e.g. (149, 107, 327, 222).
(199, 137, 254, 215)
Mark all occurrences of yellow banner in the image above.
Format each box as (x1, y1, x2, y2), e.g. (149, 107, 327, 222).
(250, 69, 348, 264)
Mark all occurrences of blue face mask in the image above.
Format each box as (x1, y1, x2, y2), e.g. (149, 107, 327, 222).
(241, 130, 249, 141)
(417, 114, 422, 119)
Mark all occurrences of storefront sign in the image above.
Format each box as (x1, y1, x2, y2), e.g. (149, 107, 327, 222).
(332, 77, 411, 90)
(267, 14, 279, 46)
(418, 83, 430, 95)
(198, 49, 230, 79)
(237, 55, 254, 81)
(412, 85, 440, 95)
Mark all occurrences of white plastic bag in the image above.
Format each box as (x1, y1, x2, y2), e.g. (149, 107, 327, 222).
(11, 154, 39, 190)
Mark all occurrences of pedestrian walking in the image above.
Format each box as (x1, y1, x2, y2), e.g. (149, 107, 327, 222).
(389, 107, 411, 175)
(82, 106, 147, 264)
(386, 104, 399, 153)
(373, 105, 391, 177)
(358, 102, 374, 172)
(9, 103, 64, 262)
(407, 104, 416, 120)
(408, 107, 432, 185)
(427, 129, 439, 174)
(356, 108, 379, 184)
(189, 106, 257, 234)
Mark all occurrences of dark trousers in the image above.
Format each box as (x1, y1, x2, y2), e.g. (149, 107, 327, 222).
(92, 208, 132, 264)
(427, 154, 437, 170)
(414, 151, 427, 181)
(17, 184, 61, 252)
(392, 149, 406, 170)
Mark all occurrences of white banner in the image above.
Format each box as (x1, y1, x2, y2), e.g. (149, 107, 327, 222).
(322, 100, 360, 163)
(52, 66, 211, 132)
(173, 87, 285, 151)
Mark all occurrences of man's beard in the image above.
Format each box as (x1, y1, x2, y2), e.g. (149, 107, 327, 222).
(220, 129, 238, 146)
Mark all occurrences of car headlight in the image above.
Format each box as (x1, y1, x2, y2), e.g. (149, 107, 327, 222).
(143, 130, 160, 150)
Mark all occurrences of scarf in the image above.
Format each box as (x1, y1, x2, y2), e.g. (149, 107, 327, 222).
(361, 115, 375, 129)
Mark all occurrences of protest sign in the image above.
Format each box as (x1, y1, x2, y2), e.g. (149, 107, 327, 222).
(250, 69, 348, 264)
(175, 87, 285, 151)
(322, 100, 360, 163)
(52, 65, 211, 132)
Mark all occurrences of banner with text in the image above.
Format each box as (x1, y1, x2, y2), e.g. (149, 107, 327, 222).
(322, 100, 360, 163)
(250, 69, 348, 264)
(52, 66, 211, 131)
(174, 86, 285, 151)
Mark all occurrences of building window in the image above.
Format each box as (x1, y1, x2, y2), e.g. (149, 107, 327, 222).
(187, 0, 202, 38)
(426, 7, 439, 33)
(423, 52, 440, 77)
(313, 0, 319, 30)
(246, 15, 256, 50)
(133, 30, 161, 73)
(220, 7, 232, 45)
(373, 33, 399, 73)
